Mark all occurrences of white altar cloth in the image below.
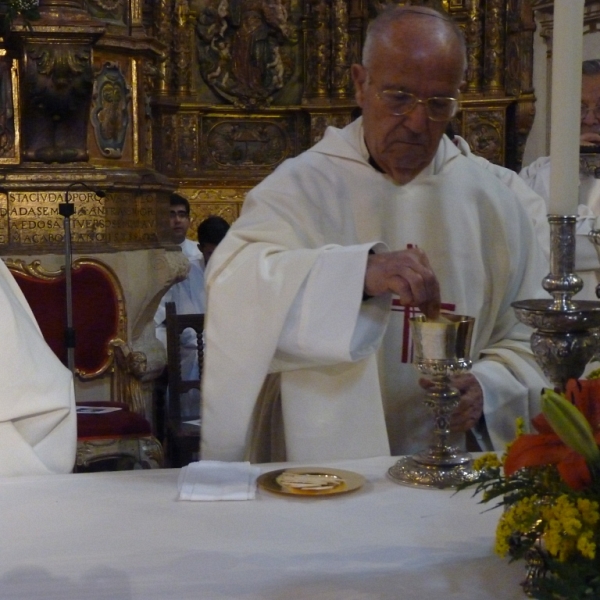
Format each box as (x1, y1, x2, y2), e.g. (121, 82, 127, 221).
(0, 456, 525, 599)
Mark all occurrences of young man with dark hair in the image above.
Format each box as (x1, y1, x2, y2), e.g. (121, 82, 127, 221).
(197, 215, 230, 266)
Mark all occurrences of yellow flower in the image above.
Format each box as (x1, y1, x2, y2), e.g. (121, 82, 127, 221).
(495, 495, 541, 557)
(577, 531, 596, 560)
(539, 495, 599, 561)
(472, 453, 501, 472)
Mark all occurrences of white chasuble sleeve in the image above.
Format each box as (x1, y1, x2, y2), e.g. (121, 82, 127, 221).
(202, 239, 390, 461)
(0, 261, 76, 476)
(276, 243, 390, 367)
(202, 238, 324, 461)
(466, 190, 550, 451)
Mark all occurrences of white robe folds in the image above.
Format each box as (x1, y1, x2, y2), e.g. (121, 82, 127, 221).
(202, 117, 549, 462)
(0, 260, 76, 475)
(520, 156, 600, 300)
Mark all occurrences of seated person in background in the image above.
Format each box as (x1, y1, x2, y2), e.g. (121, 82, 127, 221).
(197, 215, 231, 266)
(0, 259, 76, 476)
(201, 6, 549, 463)
(520, 59, 600, 301)
(155, 193, 205, 418)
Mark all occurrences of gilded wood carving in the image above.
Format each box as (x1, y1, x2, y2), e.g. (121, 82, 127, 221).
(0, 0, 541, 247)
(195, 0, 299, 108)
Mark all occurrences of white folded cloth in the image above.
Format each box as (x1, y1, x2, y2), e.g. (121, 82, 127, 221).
(177, 460, 261, 501)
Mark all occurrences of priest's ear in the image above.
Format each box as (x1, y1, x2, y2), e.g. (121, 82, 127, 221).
(351, 63, 368, 108)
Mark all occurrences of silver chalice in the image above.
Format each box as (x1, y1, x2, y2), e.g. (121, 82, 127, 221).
(388, 313, 476, 489)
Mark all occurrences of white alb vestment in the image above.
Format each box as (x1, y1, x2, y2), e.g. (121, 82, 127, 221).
(203, 118, 549, 462)
(0, 260, 76, 475)
(155, 239, 205, 373)
(454, 136, 550, 260)
(520, 156, 600, 300)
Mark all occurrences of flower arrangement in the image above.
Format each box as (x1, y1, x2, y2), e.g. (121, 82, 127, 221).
(463, 379, 600, 599)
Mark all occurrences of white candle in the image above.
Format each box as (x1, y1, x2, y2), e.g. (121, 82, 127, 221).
(549, 0, 585, 215)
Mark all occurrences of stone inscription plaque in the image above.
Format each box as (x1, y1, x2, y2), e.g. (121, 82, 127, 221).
(3, 190, 163, 250)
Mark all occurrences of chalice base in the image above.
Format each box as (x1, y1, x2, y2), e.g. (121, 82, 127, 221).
(387, 454, 474, 489)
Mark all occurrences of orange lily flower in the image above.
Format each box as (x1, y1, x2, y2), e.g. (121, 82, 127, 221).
(504, 379, 600, 491)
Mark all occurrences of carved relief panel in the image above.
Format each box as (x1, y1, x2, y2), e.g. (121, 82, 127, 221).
(195, 0, 299, 108)
(91, 61, 132, 158)
(21, 43, 95, 163)
(155, 108, 308, 181)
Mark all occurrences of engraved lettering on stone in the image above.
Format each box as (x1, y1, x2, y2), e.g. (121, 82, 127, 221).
(7, 191, 158, 247)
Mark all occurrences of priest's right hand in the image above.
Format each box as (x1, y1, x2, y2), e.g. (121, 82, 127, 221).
(364, 248, 441, 319)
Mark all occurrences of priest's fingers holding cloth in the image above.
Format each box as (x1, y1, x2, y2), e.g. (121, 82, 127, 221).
(364, 247, 441, 319)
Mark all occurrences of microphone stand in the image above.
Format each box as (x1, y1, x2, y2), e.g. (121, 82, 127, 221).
(60, 182, 106, 374)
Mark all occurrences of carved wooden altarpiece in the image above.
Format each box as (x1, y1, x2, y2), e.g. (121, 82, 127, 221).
(0, 0, 540, 242)
(149, 0, 537, 224)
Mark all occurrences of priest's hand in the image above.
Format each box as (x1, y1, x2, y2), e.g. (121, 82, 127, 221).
(419, 373, 483, 432)
(364, 248, 441, 319)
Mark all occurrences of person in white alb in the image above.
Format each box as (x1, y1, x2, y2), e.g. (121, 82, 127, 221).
(201, 6, 549, 463)
(155, 193, 205, 417)
(520, 59, 600, 301)
(0, 259, 76, 475)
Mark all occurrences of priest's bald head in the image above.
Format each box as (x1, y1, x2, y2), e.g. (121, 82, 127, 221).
(351, 6, 466, 184)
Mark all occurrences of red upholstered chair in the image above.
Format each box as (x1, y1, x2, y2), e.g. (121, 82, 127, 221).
(5, 258, 164, 471)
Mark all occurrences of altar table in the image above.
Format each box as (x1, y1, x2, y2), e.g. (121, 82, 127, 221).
(0, 456, 526, 599)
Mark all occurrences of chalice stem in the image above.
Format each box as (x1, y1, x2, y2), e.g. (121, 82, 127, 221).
(424, 374, 460, 458)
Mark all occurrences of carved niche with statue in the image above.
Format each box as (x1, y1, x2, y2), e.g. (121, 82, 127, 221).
(150, 0, 536, 224)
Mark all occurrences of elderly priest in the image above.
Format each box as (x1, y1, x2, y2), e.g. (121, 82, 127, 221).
(201, 6, 549, 463)
(0, 259, 76, 475)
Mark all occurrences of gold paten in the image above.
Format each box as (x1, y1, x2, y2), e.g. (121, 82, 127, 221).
(258, 467, 365, 497)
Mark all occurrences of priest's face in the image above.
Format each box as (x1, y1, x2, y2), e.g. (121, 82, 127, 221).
(352, 19, 465, 185)
(581, 74, 600, 136)
(170, 204, 191, 244)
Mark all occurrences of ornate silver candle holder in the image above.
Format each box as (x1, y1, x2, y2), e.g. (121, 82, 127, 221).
(512, 215, 600, 392)
(388, 314, 476, 489)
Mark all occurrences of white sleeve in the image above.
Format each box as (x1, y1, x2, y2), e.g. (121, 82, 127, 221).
(575, 206, 600, 270)
(277, 243, 391, 366)
(519, 157, 551, 204)
(0, 262, 76, 476)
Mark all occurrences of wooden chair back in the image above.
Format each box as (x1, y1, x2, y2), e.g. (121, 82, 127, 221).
(164, 301, 204, 466)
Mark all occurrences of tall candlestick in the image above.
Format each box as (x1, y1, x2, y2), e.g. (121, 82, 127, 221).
(549, 0, 585, 215)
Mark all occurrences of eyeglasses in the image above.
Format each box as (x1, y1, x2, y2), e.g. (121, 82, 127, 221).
(581, 104, 600, 122)
(376, 90, 459, 121)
